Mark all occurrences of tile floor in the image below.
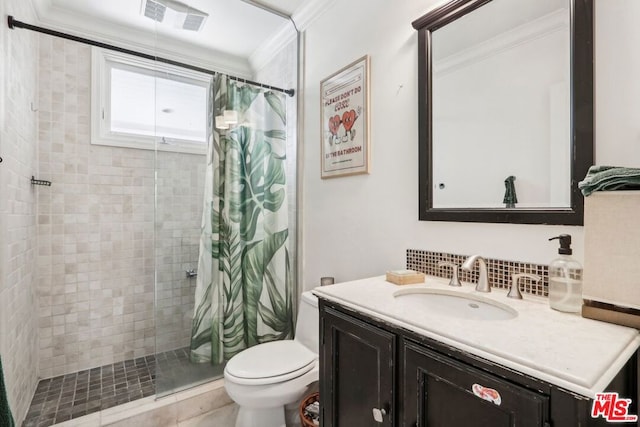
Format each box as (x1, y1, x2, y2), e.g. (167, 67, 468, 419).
(23, 348, 224, 427)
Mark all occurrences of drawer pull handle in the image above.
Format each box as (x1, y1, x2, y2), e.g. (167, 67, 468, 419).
(472, 383, 502, 406)
(372, 407, 387, 423)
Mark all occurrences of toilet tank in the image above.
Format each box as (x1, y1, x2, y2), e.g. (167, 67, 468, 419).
(294, 291, 319, 355)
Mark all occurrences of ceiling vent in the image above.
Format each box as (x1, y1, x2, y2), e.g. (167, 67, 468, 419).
(141, 0, 208, 32)
(182, 13, 206, 32)
(143, 0, 167, 22)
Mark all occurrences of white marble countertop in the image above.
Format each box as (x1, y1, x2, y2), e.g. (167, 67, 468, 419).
(312, 275, 640, 398)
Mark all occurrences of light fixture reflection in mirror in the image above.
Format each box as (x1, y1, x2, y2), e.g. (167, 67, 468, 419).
(412, 0, 594, 225)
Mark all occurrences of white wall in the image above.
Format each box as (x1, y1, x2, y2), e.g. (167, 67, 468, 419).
(300, 0, 640, 289)
(595, 0, 640, 166)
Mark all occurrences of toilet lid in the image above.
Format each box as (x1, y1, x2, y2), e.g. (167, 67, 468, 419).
(225, 340, 316, 381)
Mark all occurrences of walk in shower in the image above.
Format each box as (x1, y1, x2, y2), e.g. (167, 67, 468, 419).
(0, 1, 298, 425)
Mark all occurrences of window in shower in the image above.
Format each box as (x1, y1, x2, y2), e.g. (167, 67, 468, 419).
(90, 48, 210, 154)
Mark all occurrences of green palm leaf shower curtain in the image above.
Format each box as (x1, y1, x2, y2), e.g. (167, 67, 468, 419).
(190, 75, 294, 364)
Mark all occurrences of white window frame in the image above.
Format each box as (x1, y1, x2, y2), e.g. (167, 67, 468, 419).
(91, 47, 211, 155)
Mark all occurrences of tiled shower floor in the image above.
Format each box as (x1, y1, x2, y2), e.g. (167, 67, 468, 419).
(23, 348, 224, 427)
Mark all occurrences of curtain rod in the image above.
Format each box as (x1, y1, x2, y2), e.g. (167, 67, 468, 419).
(7, 15, 295, 97)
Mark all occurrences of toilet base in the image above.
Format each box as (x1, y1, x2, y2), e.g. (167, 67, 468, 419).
(235, 406, 285, 427)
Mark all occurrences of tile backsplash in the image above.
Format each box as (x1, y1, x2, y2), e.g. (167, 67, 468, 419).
(406, 249, 549, 296)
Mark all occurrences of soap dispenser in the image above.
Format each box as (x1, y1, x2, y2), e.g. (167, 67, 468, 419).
(548, 234, 583, 313)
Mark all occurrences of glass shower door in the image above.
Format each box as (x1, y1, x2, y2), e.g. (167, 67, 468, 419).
(151, 65, 223, 397)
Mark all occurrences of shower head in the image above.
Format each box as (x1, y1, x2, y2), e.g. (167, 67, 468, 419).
(142, 0, 208, 32)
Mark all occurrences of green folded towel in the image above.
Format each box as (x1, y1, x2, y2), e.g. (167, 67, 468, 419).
(0, 356, 15, 427)
(578, 165, 640, 197)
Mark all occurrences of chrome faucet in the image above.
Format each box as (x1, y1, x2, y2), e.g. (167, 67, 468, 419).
(461, 255, 491, 293)
(437, 261, 461, 287)
(507, 273, 541, 299)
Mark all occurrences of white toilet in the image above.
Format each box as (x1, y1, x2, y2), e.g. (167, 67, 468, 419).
(224, 291, 319, 427)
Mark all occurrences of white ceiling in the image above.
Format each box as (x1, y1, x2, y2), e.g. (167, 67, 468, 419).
(30, 0, 311, 75)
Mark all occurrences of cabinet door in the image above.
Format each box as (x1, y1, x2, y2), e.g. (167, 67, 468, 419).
(321, 307, 396, 427)
(402, 341, 549, 427)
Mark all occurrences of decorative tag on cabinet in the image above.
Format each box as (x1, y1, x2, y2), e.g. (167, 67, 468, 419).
(472, 383, 502, 405)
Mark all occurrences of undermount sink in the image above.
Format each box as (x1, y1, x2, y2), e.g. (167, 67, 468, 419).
(393, 288, 518, 321)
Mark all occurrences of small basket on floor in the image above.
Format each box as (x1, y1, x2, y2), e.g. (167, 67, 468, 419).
(299, 391, 320, 427)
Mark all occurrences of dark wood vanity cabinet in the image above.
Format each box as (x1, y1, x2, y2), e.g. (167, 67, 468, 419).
(402, 341, 548, 427)
(320, 306, 395, 427)
(319, 299, 638, 427)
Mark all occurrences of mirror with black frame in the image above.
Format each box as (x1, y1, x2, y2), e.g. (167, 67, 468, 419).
(412, 0, 593, 225)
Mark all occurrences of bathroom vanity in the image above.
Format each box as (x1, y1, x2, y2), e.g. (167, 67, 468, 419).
(314, 276, 640, 426)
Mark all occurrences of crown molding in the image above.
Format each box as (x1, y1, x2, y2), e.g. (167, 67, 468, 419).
(249, 21, 297, 73)
(30, 0, 51, 21)
(249, 0, 334, 73)
(27, 0, 336, 77)
(435, 9, 568, 76)
(292, 0, 336, 31)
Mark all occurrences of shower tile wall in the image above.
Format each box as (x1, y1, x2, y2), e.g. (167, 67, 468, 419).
(36, 35, 206, 378)
(155, 156, 204, 353)
(0, 0, 41, 423)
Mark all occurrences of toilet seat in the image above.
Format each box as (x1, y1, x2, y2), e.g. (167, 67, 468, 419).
(225, 340, 317, 385)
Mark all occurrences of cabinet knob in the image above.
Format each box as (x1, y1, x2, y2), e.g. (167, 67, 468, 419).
(372, 407, 387, 423)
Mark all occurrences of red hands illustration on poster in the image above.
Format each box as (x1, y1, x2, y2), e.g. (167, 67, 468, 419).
(327, 109, 358, 145)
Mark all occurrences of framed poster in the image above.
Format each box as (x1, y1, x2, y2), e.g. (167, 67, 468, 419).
(320, 55, 370, 179)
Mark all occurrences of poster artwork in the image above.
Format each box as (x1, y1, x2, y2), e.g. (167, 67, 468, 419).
(321, 56, 369, 178)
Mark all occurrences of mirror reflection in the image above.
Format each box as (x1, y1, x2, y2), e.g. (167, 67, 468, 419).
(412, 0, 593, 225)
(431, 0, 570, 209)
